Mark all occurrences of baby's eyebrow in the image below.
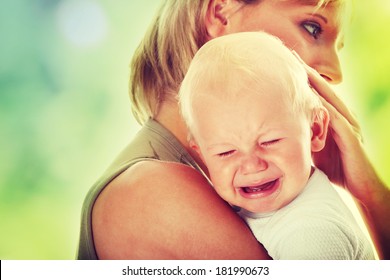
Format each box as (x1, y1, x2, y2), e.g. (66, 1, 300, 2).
(206, 143, 234, 151)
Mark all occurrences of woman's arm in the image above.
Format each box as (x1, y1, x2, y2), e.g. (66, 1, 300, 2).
(304, 63, 390, 259)
(92, 160, 270, 259)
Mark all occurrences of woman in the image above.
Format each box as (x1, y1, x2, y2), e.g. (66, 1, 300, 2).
(77, 0, 390, 259)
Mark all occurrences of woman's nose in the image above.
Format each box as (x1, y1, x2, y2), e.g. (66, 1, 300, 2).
(239, 153, 267, 175)
(313, 47, 343, 84)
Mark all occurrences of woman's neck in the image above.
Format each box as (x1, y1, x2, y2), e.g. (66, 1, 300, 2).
(154, 101, 208, 175)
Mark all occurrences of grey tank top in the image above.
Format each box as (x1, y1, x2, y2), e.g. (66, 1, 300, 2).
(76, 119, 203, 259)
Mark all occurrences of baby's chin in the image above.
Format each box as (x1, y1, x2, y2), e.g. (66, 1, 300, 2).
(240, 203, 280, 214)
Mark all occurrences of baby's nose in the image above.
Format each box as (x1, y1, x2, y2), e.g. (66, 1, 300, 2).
(240, 153, 267, 175)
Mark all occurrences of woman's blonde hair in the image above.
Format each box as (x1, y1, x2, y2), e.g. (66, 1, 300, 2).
(129, 0, 345, 124)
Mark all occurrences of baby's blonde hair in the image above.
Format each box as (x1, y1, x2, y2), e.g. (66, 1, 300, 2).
(130, 0, 345, 124)
(179, 32, 323, 132)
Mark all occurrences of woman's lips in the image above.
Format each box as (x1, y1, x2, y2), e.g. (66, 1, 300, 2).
(238, 178, 280, 198)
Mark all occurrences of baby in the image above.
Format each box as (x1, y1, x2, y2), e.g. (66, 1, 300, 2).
(179, 32, 375, 259)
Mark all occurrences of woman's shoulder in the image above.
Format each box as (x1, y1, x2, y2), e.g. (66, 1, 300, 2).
(92, 160, 269, 259)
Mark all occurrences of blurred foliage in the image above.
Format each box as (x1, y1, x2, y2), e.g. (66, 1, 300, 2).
(0, 0, 389, 259)
(339, 1, 390, 183)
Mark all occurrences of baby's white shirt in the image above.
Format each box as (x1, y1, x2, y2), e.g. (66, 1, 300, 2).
(238, 168, 376, 260)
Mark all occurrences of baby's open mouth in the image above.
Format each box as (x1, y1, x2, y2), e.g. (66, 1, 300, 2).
(242, 179, 278, 193)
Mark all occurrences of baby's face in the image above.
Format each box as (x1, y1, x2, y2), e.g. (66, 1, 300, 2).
(191, 81, 314, 213)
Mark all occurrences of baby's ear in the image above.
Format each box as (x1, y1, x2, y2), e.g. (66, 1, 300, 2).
(310, 107, 330, 152)
(189, 138, 199, 152)
(189, 137, 202, 155)
(189, 137, 207, 163)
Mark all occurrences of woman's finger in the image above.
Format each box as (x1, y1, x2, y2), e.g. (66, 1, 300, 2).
(306, 66, 360, 129)
(292, 50, 360, 131)
(317, 92, 363, 145)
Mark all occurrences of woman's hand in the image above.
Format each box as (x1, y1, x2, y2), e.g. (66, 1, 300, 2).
(291, 50, 377, 198)
(304, 63, 376, 200)
(297, 57, 390, 259)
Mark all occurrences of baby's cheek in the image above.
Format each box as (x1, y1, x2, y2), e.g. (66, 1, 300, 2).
(211, 164, 234, 185)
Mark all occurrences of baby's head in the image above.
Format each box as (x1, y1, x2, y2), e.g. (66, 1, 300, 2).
(179, 32, 329, 213)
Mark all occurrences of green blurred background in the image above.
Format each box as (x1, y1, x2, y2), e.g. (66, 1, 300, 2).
(0, 0, 389, 259)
